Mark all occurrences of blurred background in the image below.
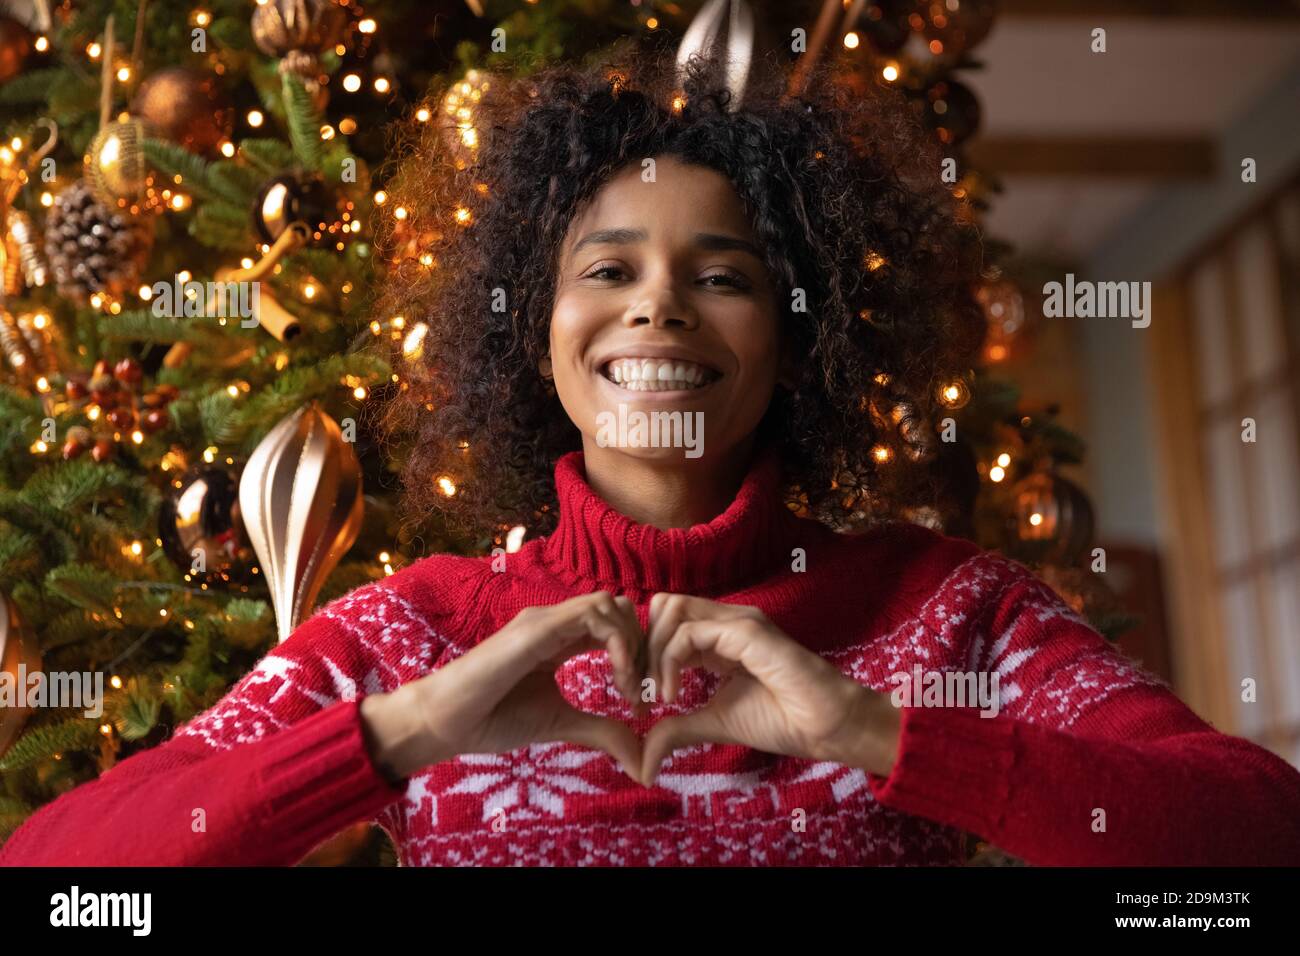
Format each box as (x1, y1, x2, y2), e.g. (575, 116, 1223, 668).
(959, 2, 1300, 770)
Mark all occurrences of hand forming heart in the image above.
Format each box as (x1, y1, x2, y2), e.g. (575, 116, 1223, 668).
(380, 591, 900, 787)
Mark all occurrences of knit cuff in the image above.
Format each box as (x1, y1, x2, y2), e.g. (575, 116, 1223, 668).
(866, 704, 1018, 837)
(254, 699, 407, 859)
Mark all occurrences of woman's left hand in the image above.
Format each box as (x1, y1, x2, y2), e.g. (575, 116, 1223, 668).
(640, 593, 901, 786)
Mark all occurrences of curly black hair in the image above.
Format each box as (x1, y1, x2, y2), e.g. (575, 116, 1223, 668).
(375, 39, 986, 544)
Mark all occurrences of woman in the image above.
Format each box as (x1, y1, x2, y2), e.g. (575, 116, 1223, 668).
(3, 47, 1298, 867)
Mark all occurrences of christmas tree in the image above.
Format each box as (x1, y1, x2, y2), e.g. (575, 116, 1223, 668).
(0, 0, 1121, 862)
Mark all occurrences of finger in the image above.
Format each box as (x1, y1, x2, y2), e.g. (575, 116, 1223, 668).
(579, 605, 642, 710)
(646, 593, 690, 701)
(548, 708, 644, 783)
(647, 594, 763, 699)
(640, 708, 733, 786)
(658, 620, 728, 705)
(611, 595, 648, 714)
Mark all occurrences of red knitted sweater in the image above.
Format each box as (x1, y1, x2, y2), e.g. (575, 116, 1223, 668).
(3, 446, 1299, 866)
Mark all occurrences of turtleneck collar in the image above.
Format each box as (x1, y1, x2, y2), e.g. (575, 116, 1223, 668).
(541, 443, 803, 595)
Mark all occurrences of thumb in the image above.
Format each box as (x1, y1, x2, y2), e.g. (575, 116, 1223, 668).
(640, 708, 730, 788)
(549, 708, 643, 783)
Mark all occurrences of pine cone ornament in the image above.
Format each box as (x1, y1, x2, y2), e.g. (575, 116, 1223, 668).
(43, 181, 152, 302)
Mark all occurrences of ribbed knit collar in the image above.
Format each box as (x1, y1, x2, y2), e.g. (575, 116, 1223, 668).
(541, 443, 801, 594)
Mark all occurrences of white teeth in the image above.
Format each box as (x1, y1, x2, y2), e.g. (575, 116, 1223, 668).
(601, 357, 715, 391)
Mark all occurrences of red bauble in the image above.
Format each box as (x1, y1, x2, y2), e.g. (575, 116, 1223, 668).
(114, 357, 143, 385)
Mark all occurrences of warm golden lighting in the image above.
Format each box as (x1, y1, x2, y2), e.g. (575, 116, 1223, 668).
(359, 17, 377, 33)
(373, 77, 390, 94)
(247, 109, 264, 128)
(131, 430, 144, 444)
(343, 73, 362, 93)
(35, 35, 49, 52)
(415, 107, 430, 123)
(864, 251, 886, 271)
(374, 190, 387, 205)
(393, 206, 408, 220)
(220, 141, 236, 157)
(989, 465, 1006, 483)
(872, 444, 893, 463)
(116, 66, 131, 82)
(437, 475, 457, 496)
(110, 675, 123, 689)
(203, 445, 218, 463)
(30, 440, 48, 454)
(455, 207, 472, 224)
(35, 376, 50, 393)
(937, 379, 971, 409)
(882, 62, 900, 82)
(996, 452, 1011, 468)
(671, 95, 686, 113)
(86, 42, 102, 59)
(130, 540, 143, 556)
(843, 32, 860, 49)
(1029, 512, 1044, 527)
(403, 321, 429, 358)
(353, 386, 367, 400)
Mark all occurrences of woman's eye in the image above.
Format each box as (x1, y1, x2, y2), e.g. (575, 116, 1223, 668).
(700, 272, 749, 290)
(585, 265, 626, 281)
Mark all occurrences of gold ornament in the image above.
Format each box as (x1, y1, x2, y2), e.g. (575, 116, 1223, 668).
(0, 308, 35, 379)
(1011, 471, 1095, 566)
(130, 67, 233, 156)
(239, 403, 364, 643)
(252, 173, 339, 245)
(85, 118, 151, 206)
(5, 209, 48, 291)
(251, 0, 347, 87)
(0, 590, 42, 759)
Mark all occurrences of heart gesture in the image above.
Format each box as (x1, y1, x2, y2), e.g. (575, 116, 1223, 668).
(639, 593, 899, 786)
(362, 591, 900, 788)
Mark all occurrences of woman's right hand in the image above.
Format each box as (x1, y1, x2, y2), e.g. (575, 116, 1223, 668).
(359, 592, 647, 783)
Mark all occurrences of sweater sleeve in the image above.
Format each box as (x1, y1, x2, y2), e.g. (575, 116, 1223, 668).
(865, 553, 1300, 866)
(0, 582, 437, 867)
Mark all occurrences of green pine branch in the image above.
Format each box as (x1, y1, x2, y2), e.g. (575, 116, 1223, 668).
(0, 718, 100, 773)
(282, 73, 327, 171)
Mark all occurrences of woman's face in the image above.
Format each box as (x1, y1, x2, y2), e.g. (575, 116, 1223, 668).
(548, 155, 787, 467)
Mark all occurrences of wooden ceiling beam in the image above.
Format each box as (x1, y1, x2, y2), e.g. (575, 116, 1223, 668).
(965, 135, 1217, 177)
(998, 0, 1300, 19)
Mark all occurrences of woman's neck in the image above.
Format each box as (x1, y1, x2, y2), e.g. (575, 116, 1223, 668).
(578, 435, 757, 530)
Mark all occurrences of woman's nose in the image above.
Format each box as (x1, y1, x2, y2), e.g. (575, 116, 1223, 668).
(623, 275, 698, 329)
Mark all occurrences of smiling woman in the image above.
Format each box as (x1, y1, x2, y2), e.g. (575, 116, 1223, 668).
(377, 42, 986, 541)
(3, 42, 1299, 869)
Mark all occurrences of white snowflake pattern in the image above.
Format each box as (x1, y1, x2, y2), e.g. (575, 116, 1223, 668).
(440, 743, 607, 822)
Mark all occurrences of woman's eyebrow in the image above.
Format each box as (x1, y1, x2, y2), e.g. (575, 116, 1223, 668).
(570, 227, 647, 254)
(569, 227, 762, 260)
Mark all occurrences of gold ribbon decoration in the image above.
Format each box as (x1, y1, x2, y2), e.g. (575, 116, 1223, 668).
(238, 403, 364, 643)
(676, 0, 756, 112)
(0, 590, 42, 759)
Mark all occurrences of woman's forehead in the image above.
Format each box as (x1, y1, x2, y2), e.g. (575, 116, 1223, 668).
(564, 158, 756, 246)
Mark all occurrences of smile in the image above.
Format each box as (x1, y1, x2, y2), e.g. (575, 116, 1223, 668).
(600, 357, 720, 392)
